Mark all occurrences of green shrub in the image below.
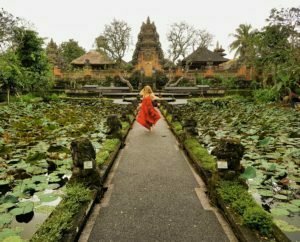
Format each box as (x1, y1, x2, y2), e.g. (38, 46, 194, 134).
(19, 94, 42, 103)
(216, 180, 246, 204)
(243, 206, 273, 235)
(196, 76, 211, 85)
(217, 180, 274, 236)
(232, 194, 257, 215)
(221, 77, 238, 89)
(253, 88, 279, 102)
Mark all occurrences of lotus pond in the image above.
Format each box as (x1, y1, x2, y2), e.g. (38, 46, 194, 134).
(173, 97, 300, 241)
(0, 99, 129, 241)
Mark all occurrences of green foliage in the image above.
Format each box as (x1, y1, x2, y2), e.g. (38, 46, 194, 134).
(253, 88, 279, 102)
(240, 166, 256, 179)
(31, 182, 91, 242)
(184, 138, 216, 172)
(59, 39, 85, 70)
(46, 39, 63, 68)
(154, 70, 168, 89)
(196, 76, 211, 85)
(217, 180, 246, 204)
(0, 8, 21, 50)
(95, 19, 131, 64)
(232, 195, 257, 215)
(217, 180, 273, 236)
(129, 71, 141, 89)
(221, 77, 238, 89)
(243, 206, 273, 235)
(13, 27, 53, 93)
(0, 50, 23, 99)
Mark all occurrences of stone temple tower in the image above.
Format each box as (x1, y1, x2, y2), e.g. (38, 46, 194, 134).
(132, 17, 164, 80)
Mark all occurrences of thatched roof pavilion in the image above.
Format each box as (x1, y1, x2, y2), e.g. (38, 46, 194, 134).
(182, 47, 229, 70)
(71, 51, 115, 69)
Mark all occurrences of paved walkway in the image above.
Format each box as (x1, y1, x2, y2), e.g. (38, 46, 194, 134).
(81, 114, 236, 242)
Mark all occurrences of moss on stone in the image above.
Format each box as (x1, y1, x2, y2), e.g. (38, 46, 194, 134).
(171, 121, 183, 134)
(184, 138, 216, 172)
(96, 139, 120, 166)
(31, 182, 92, 242)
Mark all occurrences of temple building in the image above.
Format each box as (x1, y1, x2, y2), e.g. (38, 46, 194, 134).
(71, 50, 116, 70)
(132, 17, 164, 78)
(181, 45, 229, 70)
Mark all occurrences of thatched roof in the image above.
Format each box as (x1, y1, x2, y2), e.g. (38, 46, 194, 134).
(182, 47, 229, 63)
(71, 51, 115, 65)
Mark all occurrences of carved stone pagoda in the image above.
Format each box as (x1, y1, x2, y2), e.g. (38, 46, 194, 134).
(132, 17, 164, 82)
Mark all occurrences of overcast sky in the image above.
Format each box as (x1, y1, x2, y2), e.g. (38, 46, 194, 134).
(1, 0, 299, 60)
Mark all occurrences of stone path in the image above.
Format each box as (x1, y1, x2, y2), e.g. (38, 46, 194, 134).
(80, 114, 237, 242)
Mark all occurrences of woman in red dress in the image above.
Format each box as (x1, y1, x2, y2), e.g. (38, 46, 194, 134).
(137, 85, 160, 131)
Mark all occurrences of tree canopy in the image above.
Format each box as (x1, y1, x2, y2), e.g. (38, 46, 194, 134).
(95, 19, 131, 65)
(166, 22, 213, 64)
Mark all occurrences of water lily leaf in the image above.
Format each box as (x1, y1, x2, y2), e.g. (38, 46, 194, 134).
(48, 175, 61, 183)
(10, 202, 34, 216)
(270, 208, 290, 216)
(0, 195, 18, 204)
(245, 128, 257, 135)
(267, 164, 276, 172)
(3, 235, 23, 242)
(0, 180, 9, 186)
(48, 183, 60, 190)
(0, 213, 13, 227)
(278, 204, 300, 213)
(0, 202, 16, 210)
(274, 219, 300, 232)
(38, 194, 58, 203)
(274, 194, 288, 200)
(259, 137, 274, 146)
(26, 166, 47, 175)
(258, 189, 273, 197)
(240, 166, 256, 179)
(31, 175, 48, 183)
(0, 228, 23, 241)
(26, 151, 47, 163)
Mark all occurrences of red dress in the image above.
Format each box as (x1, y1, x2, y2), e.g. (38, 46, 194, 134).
(137, 96, 160, 129)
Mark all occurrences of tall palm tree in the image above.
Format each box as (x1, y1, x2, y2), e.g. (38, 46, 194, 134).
(230, 24, 254, 61)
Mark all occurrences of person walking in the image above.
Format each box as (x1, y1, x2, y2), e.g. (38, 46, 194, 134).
(137, 85, 160, 131)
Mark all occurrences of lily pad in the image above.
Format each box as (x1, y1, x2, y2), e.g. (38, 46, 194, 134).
(258, 189, 273, 197)
(0, 202, 16, 210)
(0, 228, 23, 241)
(0, 213, 13, 227)
(291, 200, 300, 206)
(0, 180, 10, 186)
(274, 194, 288, 200)
(240, 166, 256, 179)
(0, 195, 18, 204)
(267, 164, 276, 172)
(259, 137, 274, 146)
(10, 202, 34, 216)
(274, 219, 300, 232)
(270, 208, 290, 216)
(3, 235, 23, 242)
(38, 194, 58, 203)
